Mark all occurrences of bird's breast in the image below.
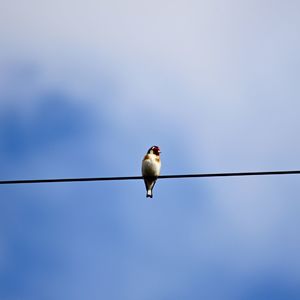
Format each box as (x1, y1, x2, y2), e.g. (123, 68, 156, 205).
(142, 156, 161, 177)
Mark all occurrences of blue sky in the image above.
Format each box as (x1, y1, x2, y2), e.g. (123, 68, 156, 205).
(0, 1, 300, 299)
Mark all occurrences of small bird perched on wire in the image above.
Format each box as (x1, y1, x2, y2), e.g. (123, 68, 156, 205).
(142, 145, 161, 198)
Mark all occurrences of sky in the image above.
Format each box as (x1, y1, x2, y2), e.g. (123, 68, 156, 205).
(0, 0, 300, 299)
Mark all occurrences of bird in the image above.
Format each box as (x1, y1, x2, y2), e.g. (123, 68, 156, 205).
(141, 145, 161, 198)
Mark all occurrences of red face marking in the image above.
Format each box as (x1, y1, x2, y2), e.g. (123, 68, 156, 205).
(152, 146, 161, 155)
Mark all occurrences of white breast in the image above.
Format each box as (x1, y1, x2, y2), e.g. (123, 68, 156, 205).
(142, 154, 161, 177)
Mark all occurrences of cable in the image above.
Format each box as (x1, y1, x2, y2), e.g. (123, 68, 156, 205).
(0, 170, 300, 185)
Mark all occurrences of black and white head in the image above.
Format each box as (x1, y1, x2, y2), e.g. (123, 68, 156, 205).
(147, 145, 161, 156)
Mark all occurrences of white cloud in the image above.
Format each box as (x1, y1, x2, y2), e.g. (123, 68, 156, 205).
(1, 1, 300, 298)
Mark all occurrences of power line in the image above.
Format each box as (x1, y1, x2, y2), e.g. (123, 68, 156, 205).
(0, 170, 300, 185)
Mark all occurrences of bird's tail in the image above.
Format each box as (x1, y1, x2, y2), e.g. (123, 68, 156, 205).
(144, 177, 156, 198)
(146, 190, 153, 198)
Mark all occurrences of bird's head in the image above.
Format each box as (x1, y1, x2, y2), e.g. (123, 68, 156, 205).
(147, 145, 161, 156)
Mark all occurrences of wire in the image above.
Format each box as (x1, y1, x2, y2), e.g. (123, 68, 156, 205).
(0, 170, 300, 185)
